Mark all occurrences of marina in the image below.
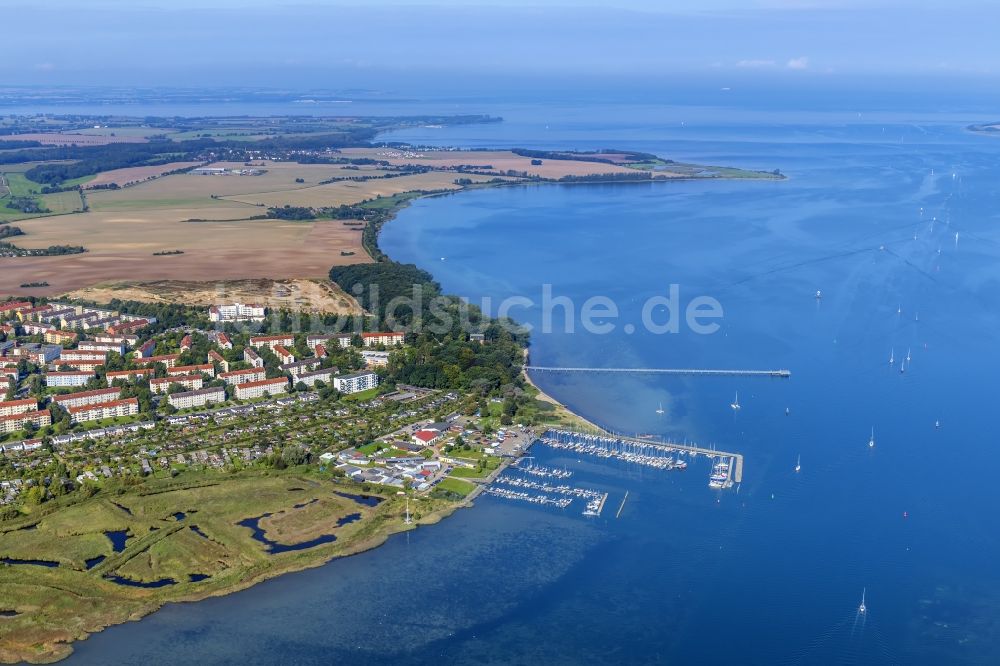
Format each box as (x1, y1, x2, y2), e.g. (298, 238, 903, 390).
(510, 457, 573, 479)
(491, 475, 609, 517)
(539, 429, 743, 489)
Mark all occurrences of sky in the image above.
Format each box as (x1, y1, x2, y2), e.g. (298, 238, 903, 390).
(3, 1, 999, 91)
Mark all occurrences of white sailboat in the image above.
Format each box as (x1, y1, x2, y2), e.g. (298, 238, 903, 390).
(859, 588, 867, 614)
(815, 290, 823, 299)
(869, 428, 875, 448)
(897, 305, 902, 315)
(730, 392, 741, 411)
(889, 347, 895, 365)
(795, 455, 801, 473)
(655, 402, 665, 415)
(906, 348, 912, 363)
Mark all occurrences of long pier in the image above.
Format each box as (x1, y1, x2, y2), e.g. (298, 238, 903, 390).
(525, 366, 790, 378)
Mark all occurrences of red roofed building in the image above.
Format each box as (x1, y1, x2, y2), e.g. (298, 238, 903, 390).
(234, 376, 289, 400)
(53, 387, 122, 410)
(67, 398, 139, 424)
(150, 375, 203, 395)
(250, 334, 294, 351)
(106, 369, 154, 383)
(0, 410, 51, 434)
(0, 301, 32, 316)
(106, 319, 148, 335)
(244, 347, 264, 368)
(134, 353, 180, 368)
(179, 334, 192, 351)
(272, 345, 295, 365)
(44, 329, 78, 346)
(220, 368, 266, 385)
(314, 343, 328, 359)
(0, 398, 38, 418)
(412, 429, 440, 445)
(208, 349, 229, 373)
(214, 332, 233, 349)
(167, 363, 214, 377)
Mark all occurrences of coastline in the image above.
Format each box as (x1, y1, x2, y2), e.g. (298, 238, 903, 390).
(0, 490, 470, 665)
(1, 145, 771, 665)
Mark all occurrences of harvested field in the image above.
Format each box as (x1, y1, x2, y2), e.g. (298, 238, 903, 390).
(62, 278, 363, 314)
(0, 132, 148, 146)
(340, 147, 640, 179)
(221, 171, 497, 208)
(84, 161, 203, 188)
(2, 211, 369, 297)
(87, 161, 398, 210)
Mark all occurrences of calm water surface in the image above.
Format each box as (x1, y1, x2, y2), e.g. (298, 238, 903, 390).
(66, 101, 1000, 665)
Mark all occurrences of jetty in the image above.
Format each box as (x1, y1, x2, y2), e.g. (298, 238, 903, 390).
(525, 366, 790, 378)
(541, 429, 744, 488)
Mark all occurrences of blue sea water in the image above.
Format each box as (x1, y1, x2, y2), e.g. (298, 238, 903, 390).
(65, 96, 1000, 664)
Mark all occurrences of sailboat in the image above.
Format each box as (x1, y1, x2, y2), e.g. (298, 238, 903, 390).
(795, 455, 801, 473)
(897, 305, 902, 315)
(859, 588, 867, 614)
(815, 290, 823, 299)
(906, 348, 912, 363)
(730, 392, 741, 411)
(889, 347, 895, 365)
(900, 357, 906, 374)
(655, 402, 665, 415)
(869, 428, 875, 448)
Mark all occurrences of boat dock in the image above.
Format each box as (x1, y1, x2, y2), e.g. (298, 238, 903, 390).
(541, 429, 744, 488)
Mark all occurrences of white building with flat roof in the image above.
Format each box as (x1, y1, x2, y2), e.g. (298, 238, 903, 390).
(333, 371, 379, 395)
(168, 386, 226, 410)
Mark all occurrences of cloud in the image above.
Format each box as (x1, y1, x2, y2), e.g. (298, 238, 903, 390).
(786, 56, 809, 69)
(736, 59, 776, 68)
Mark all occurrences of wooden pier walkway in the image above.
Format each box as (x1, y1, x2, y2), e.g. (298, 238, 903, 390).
(525, 366, 790, 378)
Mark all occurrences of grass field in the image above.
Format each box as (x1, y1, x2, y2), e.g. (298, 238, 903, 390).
(0, 470, 453, 664)
(436, 477, 476, 497)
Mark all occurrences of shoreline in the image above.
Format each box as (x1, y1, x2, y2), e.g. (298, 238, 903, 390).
(0, 488, 470, 665)
(2, 145, 772, 664)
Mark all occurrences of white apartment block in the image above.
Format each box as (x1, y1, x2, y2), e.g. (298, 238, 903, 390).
(219, 368, 266, 385)
(249, 335, 294, 351)
(234, 377, 289, 400)
(150, 375, 204, 395)
(307, 334, 353, 349)
(67, 398, 139, 424)
(167, 386, 226, 410)
(53, 387, 122, 410)
(45, 371, 94, 388)
(209, 303, 266, 322)
(333, 371, 379, 395)
(0, 398, 38, 418)
(0, 410, 51, 434)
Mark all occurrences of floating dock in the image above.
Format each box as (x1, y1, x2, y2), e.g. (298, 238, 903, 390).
(541, 429, 744, 488)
